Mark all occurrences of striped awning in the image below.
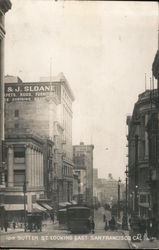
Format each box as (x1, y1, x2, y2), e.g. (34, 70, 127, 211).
(40, 203, 53, 211)
(32, 203, 47, 212)
(71, 200, 77, 205)
(59, 202, 71, 207)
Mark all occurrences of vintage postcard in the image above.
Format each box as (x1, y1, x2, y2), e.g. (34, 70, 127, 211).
(0, 0, 159, 249)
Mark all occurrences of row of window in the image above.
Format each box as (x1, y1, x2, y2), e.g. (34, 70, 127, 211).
(62, 165, 72, 177)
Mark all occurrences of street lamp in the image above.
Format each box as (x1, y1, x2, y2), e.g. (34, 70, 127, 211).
(134, 135, 139, 214)
(118, 177, 121, 220)
(23, 178, 27, 232)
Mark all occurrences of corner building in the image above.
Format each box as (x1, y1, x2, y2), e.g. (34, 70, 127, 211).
(126, 90, 152, 219)
(3, 73, 74, 219)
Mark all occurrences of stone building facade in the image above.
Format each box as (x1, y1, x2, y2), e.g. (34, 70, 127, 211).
(0, 0, 12, 228)
(126, 90, 153, 218)
(2, 133, 47, 218)
(0, 0, 11, 186)
(2, 72, 75, 218)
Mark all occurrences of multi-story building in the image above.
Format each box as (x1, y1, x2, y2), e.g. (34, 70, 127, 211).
(73, 142, 94, 207)
(126, 90, 153, 218)
(146, 50, 159, 236)
(40, 73, 75, 205)
(2, 72, 75, 219)
(0, 0, 12, 228)
(0, 0, 12, 187)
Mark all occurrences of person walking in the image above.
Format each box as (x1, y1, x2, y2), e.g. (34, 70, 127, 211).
(110, 216, 116, 230)
(90, 217, 95, 234)
(147, 217, 156, 241)
(4, 219, 8, 232)
(139, 218, 146, 240)
(13, 221, 16, 230)
(104, 218, 108, 231)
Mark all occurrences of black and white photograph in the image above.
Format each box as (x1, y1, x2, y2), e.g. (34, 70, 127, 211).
(0, 0, 159, 249)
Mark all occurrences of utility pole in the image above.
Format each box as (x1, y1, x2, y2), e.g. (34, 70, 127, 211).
(125, 165, 128, 229)
(118, 178, 121, 220)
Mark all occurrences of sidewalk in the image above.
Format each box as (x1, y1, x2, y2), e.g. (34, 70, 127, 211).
(0, 220, 59, 235)
(42, 219, 59, 231)
(0, 227, 24, 235)
(121, 229, 159, 249)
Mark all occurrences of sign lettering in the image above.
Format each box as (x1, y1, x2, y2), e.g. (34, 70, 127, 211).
(5, 83, 57, 102)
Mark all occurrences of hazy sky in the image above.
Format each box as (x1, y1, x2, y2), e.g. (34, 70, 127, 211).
(5, 0, 158, 181)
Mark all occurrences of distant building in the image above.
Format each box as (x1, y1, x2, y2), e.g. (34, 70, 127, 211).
(95, 174, 125, 207)
(73, 142, 94, 207)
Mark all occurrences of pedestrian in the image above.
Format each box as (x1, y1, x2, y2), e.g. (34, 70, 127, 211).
(139, 218, 146, 240)
(104, 219, 108, 231)
(4, 219, 8, 232)
(90, 218, 95, 234)
(51, 212, 54, 224)
(147, 217, 156, 241)
(110, 216, 116, 230)
(13, 221, 16, 230)
(122, 215, 127, 230)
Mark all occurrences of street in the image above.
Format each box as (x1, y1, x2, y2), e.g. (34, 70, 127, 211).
(0, 208, 130, 249)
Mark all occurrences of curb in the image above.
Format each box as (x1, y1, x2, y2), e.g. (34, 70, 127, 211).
(0, 230, 24, 235)
(119, 230, 137, 249)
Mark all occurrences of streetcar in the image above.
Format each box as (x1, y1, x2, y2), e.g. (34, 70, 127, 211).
(67, 206, 91, 234)
(26, 214, 42, 232)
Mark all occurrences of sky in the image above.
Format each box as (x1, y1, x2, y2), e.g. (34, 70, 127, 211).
(4, 0, 158, 181)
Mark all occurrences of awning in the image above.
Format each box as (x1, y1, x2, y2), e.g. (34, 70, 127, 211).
(40, 203, 53, 211)
(71, 200, 77, 205)
(59, 202, 71, 207)
(32, 203, 47, 213)
(59, 208, 67, 212)
(4, 204, 27, 211)
(138, 202, 149, 208)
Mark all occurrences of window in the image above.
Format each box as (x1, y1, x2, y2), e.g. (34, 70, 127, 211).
(140, 194, 147, 203)
(15, 123, 19, 129)
(15, 110, 19, 117)
(14, 170, 25, 186)
(14, 148, 25, 164)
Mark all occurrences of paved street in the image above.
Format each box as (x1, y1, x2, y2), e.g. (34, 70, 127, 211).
(0, 208, 130, 249)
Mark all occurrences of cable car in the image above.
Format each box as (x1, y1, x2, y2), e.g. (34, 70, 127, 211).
(67, 206, 91, 233)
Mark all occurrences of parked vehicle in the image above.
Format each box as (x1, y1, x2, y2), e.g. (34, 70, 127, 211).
(67, 206, 91, 233)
